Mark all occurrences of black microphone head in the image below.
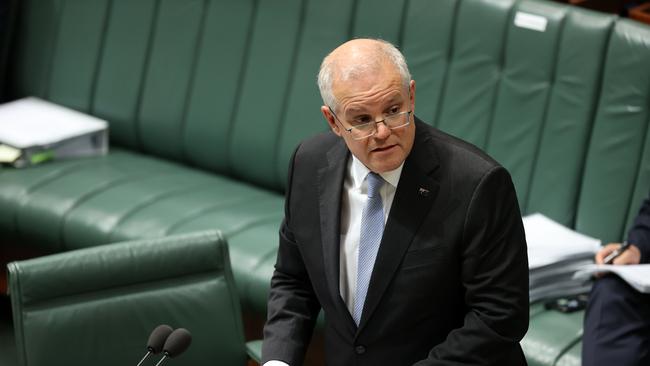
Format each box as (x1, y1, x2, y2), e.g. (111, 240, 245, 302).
(147, 324, 174, 354)
(163, 328, 192, 358)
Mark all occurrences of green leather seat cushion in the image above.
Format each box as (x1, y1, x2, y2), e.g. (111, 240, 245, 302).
(0, 149, 282, 312)
(522, 303, 584, 366)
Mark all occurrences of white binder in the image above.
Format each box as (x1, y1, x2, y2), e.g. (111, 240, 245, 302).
(0, 97, 108, 167)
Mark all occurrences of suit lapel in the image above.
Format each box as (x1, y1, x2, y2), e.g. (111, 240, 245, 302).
(317, 139, 355, 328)
(358, 123, 441, 331)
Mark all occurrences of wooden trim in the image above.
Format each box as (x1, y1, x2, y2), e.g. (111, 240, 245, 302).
(630, 2, 650, 25)
(0, 243, 50, 294)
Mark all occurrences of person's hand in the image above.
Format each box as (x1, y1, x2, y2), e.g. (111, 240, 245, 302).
(595, 242, 642, 265)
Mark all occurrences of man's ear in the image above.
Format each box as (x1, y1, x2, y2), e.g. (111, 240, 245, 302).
(321, 105, 341, 136)
(409, 80, 416, 112)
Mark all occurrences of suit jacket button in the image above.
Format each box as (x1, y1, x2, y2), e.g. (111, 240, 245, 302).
(355, 345, 366, 354)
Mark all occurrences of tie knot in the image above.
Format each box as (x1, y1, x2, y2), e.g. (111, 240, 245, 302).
(366, 172, 384, 198)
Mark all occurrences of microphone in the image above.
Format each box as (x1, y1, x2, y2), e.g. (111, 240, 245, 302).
(153, 328, 192, 366)
(136, 324, 174, 366)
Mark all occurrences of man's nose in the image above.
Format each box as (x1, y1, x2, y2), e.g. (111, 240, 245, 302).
(374, 121, 391, 139)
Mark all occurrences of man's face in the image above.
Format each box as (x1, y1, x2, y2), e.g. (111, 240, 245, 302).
(322, 64, 416, 173)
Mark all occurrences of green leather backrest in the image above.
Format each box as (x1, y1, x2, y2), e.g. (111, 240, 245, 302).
(526, 7, 614, 227)
(401, 0, 458, 126)
(10, 0, 256, 172)
(273, 0, 356, 185)
(8, 231, 247, 366)
(8, 0, 650, 241)
(576, 19, 650, 243)
(435, 0, 616, 229)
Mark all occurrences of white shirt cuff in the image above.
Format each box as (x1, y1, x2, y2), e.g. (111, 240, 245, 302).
(262, 361, 290, 366)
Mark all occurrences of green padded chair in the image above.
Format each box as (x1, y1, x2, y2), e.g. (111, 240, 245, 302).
(7, 231, 254, 366)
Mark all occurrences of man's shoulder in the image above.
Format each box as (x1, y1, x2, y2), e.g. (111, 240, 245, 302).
(298, 130, 340, 152)
(415, 120, 501, 174)
(292, 130, 345, 165)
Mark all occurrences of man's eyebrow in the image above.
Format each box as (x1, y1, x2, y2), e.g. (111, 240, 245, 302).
(384, 91, 405, 102)
(344, 107, 368, 117)
(344, 92, 405, 116)
(385, 95, 402, 104)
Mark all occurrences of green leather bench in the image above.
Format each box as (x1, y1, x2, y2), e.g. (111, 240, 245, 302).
(2, 0, 650, 364)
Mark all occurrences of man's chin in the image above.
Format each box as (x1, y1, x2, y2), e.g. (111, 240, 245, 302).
(368, 158, 403, 173)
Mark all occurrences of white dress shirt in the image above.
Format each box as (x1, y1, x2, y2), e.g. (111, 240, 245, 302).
(263, 156, 403, 366)
(339, 156, 402, 315)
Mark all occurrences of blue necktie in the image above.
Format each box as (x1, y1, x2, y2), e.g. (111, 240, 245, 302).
(354, 172, 385, 325)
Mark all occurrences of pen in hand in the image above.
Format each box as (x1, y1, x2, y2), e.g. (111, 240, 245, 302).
(603, 241, 631, 264)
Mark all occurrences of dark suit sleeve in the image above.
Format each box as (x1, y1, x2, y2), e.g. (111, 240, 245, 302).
(416, 166, 530, 365)
(627, 194, 650, 264)
(261, 145, 321, 365)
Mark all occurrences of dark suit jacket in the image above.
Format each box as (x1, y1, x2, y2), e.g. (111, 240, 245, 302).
(628, 194, 650, 263)
(262, 119, 529, 365)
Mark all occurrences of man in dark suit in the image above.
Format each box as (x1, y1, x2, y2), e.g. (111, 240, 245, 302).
(582, 194, 650, 366)
(261, 39, 529, 366)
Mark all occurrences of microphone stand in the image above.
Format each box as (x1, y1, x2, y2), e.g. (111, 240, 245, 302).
(136, 351, 152, 366)
(154, 354, 169, 366)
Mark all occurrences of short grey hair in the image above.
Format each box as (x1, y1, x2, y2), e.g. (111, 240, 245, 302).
(317, 39, 412, 111)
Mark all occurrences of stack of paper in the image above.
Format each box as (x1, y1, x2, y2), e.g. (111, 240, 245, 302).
(0, 97, 108, 167)
(523, 213, 601, 302)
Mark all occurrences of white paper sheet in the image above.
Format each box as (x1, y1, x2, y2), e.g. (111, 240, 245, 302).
(573, 264, 650, 293)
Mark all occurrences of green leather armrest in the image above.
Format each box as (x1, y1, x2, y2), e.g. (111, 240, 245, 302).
(8, 231, 247, 366)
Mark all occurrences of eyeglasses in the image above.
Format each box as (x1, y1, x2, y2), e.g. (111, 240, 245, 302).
(329, 107, 412, 140)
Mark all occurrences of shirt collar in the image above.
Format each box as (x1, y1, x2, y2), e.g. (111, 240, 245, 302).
(350, 155, 404, 189)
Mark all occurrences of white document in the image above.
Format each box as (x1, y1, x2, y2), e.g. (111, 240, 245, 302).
(523, 213, 601, 269)
(573, 264, 650, 293)
(0, 97, 107, 148)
